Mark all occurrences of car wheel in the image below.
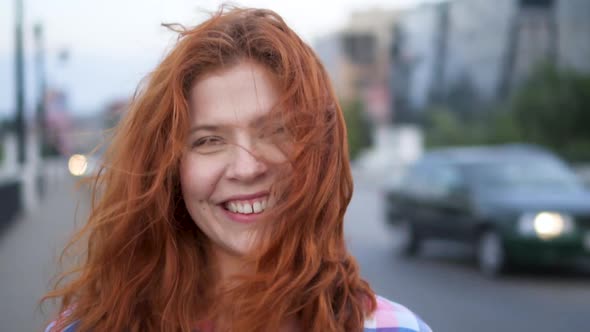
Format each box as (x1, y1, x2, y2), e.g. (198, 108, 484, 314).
(477, 229, 506, 277)
(391, 219, 421, 256)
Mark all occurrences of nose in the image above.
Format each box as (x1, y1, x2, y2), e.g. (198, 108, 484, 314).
(225, 143, 268, 182)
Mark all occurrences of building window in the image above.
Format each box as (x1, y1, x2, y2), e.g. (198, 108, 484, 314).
(342, 33, 376, 65)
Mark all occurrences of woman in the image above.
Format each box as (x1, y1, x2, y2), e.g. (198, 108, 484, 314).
(43, 7, 432, 332)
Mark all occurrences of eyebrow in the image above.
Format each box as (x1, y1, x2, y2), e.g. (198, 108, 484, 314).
(189, 112, 277, 134)
(189, 124, 220, 133)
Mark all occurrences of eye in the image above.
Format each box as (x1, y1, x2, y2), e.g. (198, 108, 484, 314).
(272, 126, 286, 135)
(259, 125, 286, 139)
(191, 136, 226, 154)
(193, 136, 224, 147)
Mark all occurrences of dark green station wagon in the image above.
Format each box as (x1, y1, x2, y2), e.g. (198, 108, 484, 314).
(384, 145, 590, 276)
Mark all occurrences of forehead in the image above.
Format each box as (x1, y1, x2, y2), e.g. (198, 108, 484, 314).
(188, 61, 279, 126)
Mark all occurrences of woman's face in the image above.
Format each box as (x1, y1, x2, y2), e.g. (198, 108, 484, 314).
(180, 60, 289, 262)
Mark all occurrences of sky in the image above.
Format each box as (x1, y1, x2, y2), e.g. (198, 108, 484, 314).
(0, 0, 432, 118)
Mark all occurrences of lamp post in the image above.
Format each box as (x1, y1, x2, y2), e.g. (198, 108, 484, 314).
(14, 0, 26, 165)
(33, 23, 47, 158)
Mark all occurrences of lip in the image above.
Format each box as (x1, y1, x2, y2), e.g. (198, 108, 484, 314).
(218, 191, 270, 224)
(220, 206, 265, 224)
(222, 191, 269, 203)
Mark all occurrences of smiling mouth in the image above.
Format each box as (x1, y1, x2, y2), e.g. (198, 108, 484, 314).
(221, 196, 269, 215)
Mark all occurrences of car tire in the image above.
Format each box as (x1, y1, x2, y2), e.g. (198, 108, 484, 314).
(391, 219, 421, 256)
(477, 229, 506, 277)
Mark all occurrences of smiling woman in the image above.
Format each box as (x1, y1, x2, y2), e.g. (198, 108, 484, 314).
(41, 6, 431, 332)
(180, 61, 291, 274)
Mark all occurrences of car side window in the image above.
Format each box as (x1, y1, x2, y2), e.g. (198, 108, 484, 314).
(432, 164, 464, 198)
(407, 163, 463, 199)
(402, 164, 431, 198)
(404, 163, 463, 199)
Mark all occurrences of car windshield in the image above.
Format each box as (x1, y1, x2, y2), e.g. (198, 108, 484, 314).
(463, 159, 583, 192)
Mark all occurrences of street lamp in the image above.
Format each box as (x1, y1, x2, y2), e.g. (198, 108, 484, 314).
(34, 22, 48, 158)
(14, 0, 26, 164)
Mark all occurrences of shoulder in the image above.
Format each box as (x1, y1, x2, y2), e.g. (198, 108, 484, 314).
(44, 309, 78, 332)
(44, 321, 78, 332)
(363, 295, 433, 332)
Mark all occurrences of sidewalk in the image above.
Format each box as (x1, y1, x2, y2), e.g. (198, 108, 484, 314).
(0, 173, 90, 331)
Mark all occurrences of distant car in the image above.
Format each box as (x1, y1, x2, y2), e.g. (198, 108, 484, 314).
(384, 144, 590, 276)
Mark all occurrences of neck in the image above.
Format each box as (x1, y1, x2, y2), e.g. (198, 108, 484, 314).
(207, 249, 302, 332)
(213, 247, 253, 284)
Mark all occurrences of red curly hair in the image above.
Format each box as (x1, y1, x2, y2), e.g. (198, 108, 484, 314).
(42, 6, 376, 331)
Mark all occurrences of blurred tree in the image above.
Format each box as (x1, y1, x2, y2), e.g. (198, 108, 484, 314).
(445, 73, 482, 123)
(511, 63, 590, 161)
(424, 106, 463, 147)
(424, 105, 489, 148)
(486, 106, 522, 144)
(422, 68, 490, 147)
(422, 63, 590, 162)
(342, 99, 373, 160)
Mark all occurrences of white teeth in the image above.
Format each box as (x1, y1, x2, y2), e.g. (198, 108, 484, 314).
(224, 198, 268, 214)
(253, 201, 262, 213)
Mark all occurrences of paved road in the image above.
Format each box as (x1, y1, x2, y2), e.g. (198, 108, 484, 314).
(1, 174, 589, 331)
(346, 179, 590, 332)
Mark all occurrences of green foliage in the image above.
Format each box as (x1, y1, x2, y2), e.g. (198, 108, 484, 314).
(342, 99, 373, 160)
(423, 63, 590, 162)
(424, 106, 465, 147)
(486, 107, 522, 144)
(424, 105, 489, 148)
(511, 63, 590, 161)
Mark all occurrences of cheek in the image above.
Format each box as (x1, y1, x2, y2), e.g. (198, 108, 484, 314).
(179, 155, 223, 201)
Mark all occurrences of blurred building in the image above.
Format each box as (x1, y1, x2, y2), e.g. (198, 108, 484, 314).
(557, 0, 590, 73)
(314, 8, 425, 180)
(314, 33, 348, 100)
(390, 2, 446, 114)
(315, 8, 399, 124)
(44, 89, 73, 156)
(104, 98, 129, 129)
(392, 0, 590, 113)
(64, 98, 130, 155)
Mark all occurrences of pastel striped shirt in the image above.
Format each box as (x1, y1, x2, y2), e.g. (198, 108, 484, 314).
(45, 295, 432, 331)
(363, 296, 432, 332)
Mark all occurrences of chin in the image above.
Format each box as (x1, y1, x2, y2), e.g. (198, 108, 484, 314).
(221, 238, 257, 257)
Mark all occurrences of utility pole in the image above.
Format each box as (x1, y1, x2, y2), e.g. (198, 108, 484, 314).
(34, 23, 47, 158)
(15, 0, 26, 165)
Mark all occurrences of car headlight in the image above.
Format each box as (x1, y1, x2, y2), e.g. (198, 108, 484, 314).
(517, 212, 575, 239)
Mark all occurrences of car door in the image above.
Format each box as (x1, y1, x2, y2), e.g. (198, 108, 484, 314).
(401, 163, 446, 238)
(428, 164, 474, 241)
